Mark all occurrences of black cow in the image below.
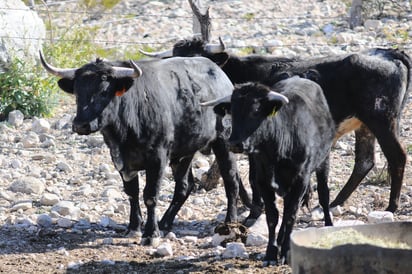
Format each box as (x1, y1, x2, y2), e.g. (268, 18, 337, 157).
(144, 38, 411, 213)
(202, 78, 335, 266)
(39, 52, 244, 244)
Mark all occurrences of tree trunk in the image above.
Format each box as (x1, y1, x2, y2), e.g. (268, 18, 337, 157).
(188, 0, 211, 41)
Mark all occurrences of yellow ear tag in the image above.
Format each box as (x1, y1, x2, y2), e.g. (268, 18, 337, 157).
(115, 88, 126, 97)
(269, 108, 277, 117)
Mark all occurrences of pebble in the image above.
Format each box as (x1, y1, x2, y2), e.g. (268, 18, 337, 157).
(156, 242, 173, 257)
(367, 211, 394, 224)
(37, 214, 53, 227)
(9, 177, 45, 195)
(8, 110, 24, 127)
(222, 242, 248, 259)
(40, 193, 60, 206)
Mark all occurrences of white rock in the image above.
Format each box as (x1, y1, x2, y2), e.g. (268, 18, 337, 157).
(32, 118, 50, 133)
(57, 217, 73, 228)
(102, 238, 114, 245)
(57, 161, 73, 173)
(11, 201, 33, 211)
(183, 236, 198, 243)
(165, 232, 177, 241)
(22, 132, 40, 148)
(10, 159, 22, 169)
(222, 242, 248, 259)
(37, 214, 53, 227)
(87, 136, 104, 147)
(193, 158, 210, 168)
(156, 242, 173, 257)
(57, 247, 69, 256)
(211, 232, 236, 247)
(99, 216, 118, 228)
(330, 205, 343, 216)
(40, 193, 60, 206)
(367, 211, 394, 224)
(246, 232, 268, 246)
(364, 19, 382, 30)
(178, 206, 194, 220)
(52, 201, 80, 219)
(248, 214, 269, 236)
(9, 177, 45, 194)
(102, 187, 123, 199)
(8, 110, 24, 127)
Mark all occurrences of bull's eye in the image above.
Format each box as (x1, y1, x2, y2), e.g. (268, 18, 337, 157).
(101, 75, 107, 81)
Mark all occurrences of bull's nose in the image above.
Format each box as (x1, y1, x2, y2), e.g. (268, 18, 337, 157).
(72, 122, 91, 135)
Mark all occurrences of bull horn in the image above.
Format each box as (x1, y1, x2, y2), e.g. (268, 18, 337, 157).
(112, 60, 142, 78)
(268, 91, 289, 104)
(39, 50, 76, 79)
(204, 37, 225, 53)
(200, 94, 232, 107)
(138, 49, 173, 58)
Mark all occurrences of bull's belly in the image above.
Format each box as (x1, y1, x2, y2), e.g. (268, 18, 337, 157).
(333, 117, 363, 144)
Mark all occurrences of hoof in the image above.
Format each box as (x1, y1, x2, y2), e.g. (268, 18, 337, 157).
(262, 260, 277, 267)
(141, 236, 161, 247)
(125, 230, 142, 238)
(243, 217, 257, 227)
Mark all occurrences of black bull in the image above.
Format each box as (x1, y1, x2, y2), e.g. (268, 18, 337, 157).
(40, 52, 248, 244)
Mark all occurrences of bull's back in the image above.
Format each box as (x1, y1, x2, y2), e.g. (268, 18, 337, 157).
(135, 57, 233, 155)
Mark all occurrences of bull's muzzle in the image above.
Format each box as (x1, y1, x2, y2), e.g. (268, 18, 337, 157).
(72, 118, 99, 135)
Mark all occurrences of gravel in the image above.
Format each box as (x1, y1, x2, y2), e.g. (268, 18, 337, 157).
(0, 0, 411, 273)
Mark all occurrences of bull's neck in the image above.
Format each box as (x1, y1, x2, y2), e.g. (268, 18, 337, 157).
(223, 56, 270, 84)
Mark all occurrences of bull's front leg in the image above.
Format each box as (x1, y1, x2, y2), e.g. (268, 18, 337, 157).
(141, 153, 167, 246)
(278, 178, 307, 264)
(211, 138, 240, 223)
(123, 177, 143, 234)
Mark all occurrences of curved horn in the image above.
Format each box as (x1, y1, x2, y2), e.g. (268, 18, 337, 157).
(267, 91, 289, 104)
(112, 60, 142, 79)
(200, 94, 232, 107)
(39, 50, 76, 79)
(139, 49, 173, 58)
(204, 37, 225, 53)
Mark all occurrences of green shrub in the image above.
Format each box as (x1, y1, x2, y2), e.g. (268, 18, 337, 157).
(0, 57, 58, 121)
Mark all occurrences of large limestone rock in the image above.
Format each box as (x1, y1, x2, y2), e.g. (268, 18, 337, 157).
(0, 0, 45, 71)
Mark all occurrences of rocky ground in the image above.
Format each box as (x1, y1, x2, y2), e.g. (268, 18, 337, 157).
(0, 0, 412, 273)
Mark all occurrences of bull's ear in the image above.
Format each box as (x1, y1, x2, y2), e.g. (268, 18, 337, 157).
(209, 53, 230, 67)
(213, 102, 231, 117)
(58, 79, 74, 94)
(114, 78, 134, 97)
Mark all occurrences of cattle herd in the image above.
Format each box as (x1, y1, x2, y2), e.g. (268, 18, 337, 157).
(39, 36, 411, 266)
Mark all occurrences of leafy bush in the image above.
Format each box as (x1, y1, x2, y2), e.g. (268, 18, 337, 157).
(0, 57, 58, 121)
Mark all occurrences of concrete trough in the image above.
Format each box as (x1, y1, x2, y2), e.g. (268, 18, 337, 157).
(290, 222, 412, 274)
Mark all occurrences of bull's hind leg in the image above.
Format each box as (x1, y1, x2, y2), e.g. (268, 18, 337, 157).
(370, 122, 406, 212)
(330, 125, 375, 207)
(316, 157, 333, 226)
(159, 155, 195, 231)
